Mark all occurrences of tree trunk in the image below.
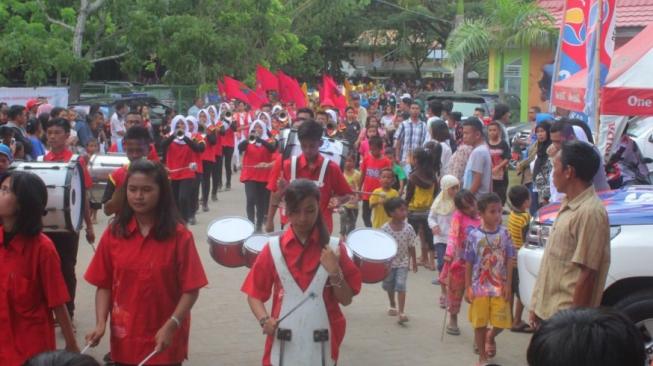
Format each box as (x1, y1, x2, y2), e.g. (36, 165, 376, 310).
(498, 51, 505, 101)
(453, 0, 465, 92)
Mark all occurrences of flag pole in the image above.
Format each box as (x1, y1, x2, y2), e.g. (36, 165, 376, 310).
(593, 0, 603, 142)
(549, 0, 568, 113)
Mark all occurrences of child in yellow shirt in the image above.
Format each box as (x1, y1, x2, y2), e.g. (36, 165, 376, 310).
(370, 168, 399, 228)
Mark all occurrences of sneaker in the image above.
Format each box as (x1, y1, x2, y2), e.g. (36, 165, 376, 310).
(217, 186, 223, 192)
(211, 194, 218, 202)
(202, 203, 209, 212)
(225, 185, 231, 191)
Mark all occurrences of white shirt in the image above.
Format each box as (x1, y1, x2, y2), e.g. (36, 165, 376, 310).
(110, 112, 125, 139)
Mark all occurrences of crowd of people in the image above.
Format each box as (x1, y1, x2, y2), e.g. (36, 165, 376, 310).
(0, 88, 649, 366)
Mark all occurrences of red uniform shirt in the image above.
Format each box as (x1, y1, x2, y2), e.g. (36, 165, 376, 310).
(267, 154, 353, 232)
(200, 126, 219, 163)
(240, 141, 275, 183)
(221, 124, 235, 148)
(108, 142, 160, 162)
(44, 149, 93, 189)
(214, 123, 224, 157)
(191, 133, 205, 174)
(360, 155, 392, 200)
(84, 220, 208, 365)
(108, 165, 129, 189)
(241, 227, 362, 366)
(0, 229, 70, 366)
(165, 142, 196, 180)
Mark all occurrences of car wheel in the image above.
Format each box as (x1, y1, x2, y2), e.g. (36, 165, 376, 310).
(614, 288, 653, 363)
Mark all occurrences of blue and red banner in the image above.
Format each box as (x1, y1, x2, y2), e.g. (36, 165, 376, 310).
(555, 0, 590, 82)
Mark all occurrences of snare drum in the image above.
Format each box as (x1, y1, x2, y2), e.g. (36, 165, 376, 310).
(89, 154, 129, 203)
(11, 160, 85, 232)
(346, 228, 397, 283)
(243, 234, 269, 268)
(207, 217, 255, 267)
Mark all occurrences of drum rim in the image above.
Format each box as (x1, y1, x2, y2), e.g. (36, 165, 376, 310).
(346, 228, 398, 262)
(65, 161, 85, 232)
(207, 216, 255, 245)
(243, 234, 270, 251)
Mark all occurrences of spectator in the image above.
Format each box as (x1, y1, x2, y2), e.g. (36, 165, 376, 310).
(351, 93, 368, 127)
(429, 120, 453, 178)
(0, 143, 12, 181)
(187, 97, 205, 117)
(487, 121, 511, 205)
(533, 121, 552, 208)
(74, 109, 94, 149)
(426, 100, 443, 130)
(473, 107, 485, 119)
(0, 102, 8, 124)
(447, 111, 463, 150)
(393, 102, 428, 175)
(527, 308, 646, 366)
(26, 118, 46, 160)
(342, 107, 362, 155)
(6, 105, 33, 159)
(380, 104, 396, 132)
(462, 117, 492, 197)
(529, 141, 610, 327)
(492, 103, 511, 146)
(109, 101, 128, 141)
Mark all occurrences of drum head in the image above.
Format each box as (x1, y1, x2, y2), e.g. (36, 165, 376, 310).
(67, 163, 84, 232)
(244, 234, 269, 253)
(346, 228, 397, 261)
(208, 217, 255, 244)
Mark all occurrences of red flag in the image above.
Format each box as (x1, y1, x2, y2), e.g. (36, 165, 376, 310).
(223, 76, 264, 110)
(256, 65, 279, 92)
(277, 71, 307, 108)
(217, 80, 226, 97)
(322, 75, 347, 116)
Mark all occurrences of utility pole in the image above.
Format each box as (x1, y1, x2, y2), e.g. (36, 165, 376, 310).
(452, 0, 465, 92)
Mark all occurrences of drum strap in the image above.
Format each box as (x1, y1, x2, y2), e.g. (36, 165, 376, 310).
(290, 156, 329, 188)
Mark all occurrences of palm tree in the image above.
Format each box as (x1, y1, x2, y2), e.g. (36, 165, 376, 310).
(446, 0, 557, 97)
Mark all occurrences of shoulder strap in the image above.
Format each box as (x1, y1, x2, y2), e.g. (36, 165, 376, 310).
(317, 158, 329, 186)
(291, 156, 298, 181)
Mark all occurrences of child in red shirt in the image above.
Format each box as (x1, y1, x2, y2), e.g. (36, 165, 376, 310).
(0, 171, 78, 366)
(85, 159, 208, 365)
(359, 136, 392, 227)
(239, 119, 277, 232)
(185, 115, 206, 224)
(242, 179, 362, 366)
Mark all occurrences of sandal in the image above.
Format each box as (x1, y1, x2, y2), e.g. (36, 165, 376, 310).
(511, 322, 535, 333)
(398, 313, 409, 324)
(485, 331, 497, 358)
(446, 325, 460, 335)
(387, 308, 398, 316)
(439, 295, 446, 309)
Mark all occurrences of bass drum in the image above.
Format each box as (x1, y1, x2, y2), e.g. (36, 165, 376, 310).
(88, 153, 129, 203)
(11, 160, 85, 232)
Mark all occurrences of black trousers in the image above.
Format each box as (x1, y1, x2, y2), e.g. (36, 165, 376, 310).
(47, 231, 80, 318)
(244, 181, 269, 229)
(171, 178, 195, 222)
(361, 200, 372, 228)
(493, 178, 508, 206)
(191, 173, 202, 214)
(202, 160, 217, 204)
(211, 156, 221, 196)
(216, 146, 234, 187)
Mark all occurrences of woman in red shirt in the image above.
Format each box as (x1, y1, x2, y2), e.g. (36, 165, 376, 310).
(238, 119, 277, 232)
(206, 105, 223, 202)
(85, 160, 208, 366)
(185, 115, 205, 224)
(162, 115, 204, 224)
(242, 179, 361, 366)
(0, 171, 78, 366)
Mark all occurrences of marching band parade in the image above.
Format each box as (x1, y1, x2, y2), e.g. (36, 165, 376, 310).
(1, 1, 653, 365)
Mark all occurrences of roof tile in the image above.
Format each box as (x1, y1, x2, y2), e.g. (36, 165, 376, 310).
(537, 0, 653, 27)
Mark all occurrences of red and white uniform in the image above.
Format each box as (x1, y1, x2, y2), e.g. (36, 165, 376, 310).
(241, 227, 361, 366)
(84, 220, 208, 365)
(240, 138, 275, 183)
(44, 149, 92, 189)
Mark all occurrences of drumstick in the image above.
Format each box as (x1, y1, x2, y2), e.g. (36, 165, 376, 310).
(277, 292, 317, 324)
(80, 344, 91, 354)
(353, 190, 387, 197)
(137, 349, 158, 366)
(166, 163, 197, 173)
(242, 164, 272, 169)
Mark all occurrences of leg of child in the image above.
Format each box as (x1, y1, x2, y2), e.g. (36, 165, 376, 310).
(397, 267, 408, 322)
(447, 275, 463, 333)
(475, 327, 489, 364)
(383, 269, 398, 316)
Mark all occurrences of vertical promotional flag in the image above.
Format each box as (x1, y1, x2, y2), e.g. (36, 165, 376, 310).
(584, 0, 616, 130)
(550, 0, 591, 119)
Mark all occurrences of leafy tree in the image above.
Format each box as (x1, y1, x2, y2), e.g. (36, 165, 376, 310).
(446, 0, 557, 95)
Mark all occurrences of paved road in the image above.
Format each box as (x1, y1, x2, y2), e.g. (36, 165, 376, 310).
(61, 171, 531, 365)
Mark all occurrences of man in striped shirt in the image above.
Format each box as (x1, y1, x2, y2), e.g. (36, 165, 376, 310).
(393, 102, 428, 176)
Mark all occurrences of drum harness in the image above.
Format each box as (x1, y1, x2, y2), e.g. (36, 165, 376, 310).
(269, 236, 339, 366)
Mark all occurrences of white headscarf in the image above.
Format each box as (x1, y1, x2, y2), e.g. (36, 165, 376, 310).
(171, 115, 190, 144)
(326, 109, 338, 124)
(206, 105, 219, 125)
(198, 109, 209, 127)
(256, 111, 272, 131)
(249, 119, 269, 141)
(430, 175, 460, 216)
(186, 115, 199, 134)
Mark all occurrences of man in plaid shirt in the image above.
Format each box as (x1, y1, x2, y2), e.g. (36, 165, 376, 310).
(393, 101, 428, 175)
